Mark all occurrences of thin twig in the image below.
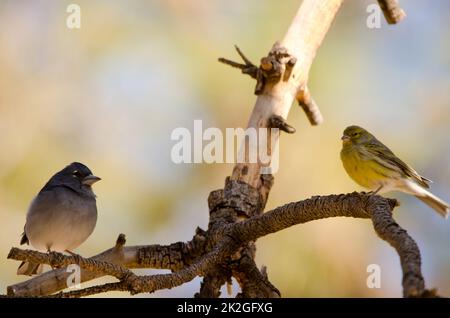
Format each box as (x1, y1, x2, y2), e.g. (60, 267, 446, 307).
(297, 85, 323, 125)
(377, 0, 406, 24)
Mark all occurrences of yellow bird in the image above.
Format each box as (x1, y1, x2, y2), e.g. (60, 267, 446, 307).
(340, 125, 449, 218)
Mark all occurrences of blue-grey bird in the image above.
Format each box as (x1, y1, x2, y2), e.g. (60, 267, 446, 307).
(17, 162, 101, 275)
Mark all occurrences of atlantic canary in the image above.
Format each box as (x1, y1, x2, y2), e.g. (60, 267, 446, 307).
(340, 125, 449, 218)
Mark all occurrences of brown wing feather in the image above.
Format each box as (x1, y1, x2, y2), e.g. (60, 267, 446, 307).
(365, 139, 431, 188)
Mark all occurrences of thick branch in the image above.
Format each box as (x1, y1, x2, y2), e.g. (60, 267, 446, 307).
(231, 0, 343, 187)
(51, 282, 128, 298)
(230, 192, 429, 297)
(232, 193, 385, 241)
(371, 207, 424, 297)
(7, 232, 233, 296)
(6, 192, 435, 297)
(118, 241, 236, 295)
(8, 248, 134, 281)
(7, 233, 206, 297)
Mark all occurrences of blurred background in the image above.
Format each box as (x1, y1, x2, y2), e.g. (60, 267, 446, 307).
(0, 0, 449, 297)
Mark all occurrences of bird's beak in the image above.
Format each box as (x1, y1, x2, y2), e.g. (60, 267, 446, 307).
(82, 175, 101, 186)
(341, 135, 350, 142)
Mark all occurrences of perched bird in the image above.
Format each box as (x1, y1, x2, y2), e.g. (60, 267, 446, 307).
(340, 125, 449, 218)
(17, 162, 101, 275)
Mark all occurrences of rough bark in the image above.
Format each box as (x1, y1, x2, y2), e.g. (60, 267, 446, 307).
(6, 192, 437, 297)
(7, 234, 206, 297)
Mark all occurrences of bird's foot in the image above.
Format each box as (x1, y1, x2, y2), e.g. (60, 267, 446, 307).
(46, 250, 65, 269)
(65, 250, 83, 264)
(65, 249, 82, 259)
(366, 186, 383, 196)
(65, 249, 77, 256)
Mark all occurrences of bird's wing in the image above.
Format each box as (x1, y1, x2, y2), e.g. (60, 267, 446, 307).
(365, 140, 431, 188)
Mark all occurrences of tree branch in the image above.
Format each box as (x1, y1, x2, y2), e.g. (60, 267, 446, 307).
(296, 85, 323, 125)
(195, 270, 230, 298)
(51, 282, 128, 298)
(229, 0, 343, 187)
(229, 192, 434, 297)
(233, 251, 280, 298)
(377, 0, 406, 24)
(215, 2, 345, 295)
(7, 232, 206, 297)
(370, 206, 424, 297)
(7, 192, 437, 297)
(8, 248, 134, 281)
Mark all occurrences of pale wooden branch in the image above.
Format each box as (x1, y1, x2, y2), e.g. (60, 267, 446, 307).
(296, 85, 323, 125)
(377, 0, 406, 24)
(230, 0, 343, 186)
(215, 0, 344, 296)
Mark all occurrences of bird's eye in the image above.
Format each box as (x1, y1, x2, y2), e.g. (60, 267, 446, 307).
(72, 170, 82, 178)
(352, 132, 358, 137)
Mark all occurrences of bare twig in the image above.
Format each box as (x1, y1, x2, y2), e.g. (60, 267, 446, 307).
(377, 0, 406, 24)
(269, 115, 296, 134)
(296, 85, 323, 125)
(218, 45, 259, 79)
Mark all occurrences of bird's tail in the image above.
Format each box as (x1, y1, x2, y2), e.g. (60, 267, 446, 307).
(401, 179, 449, 218)
(415, 193, 449, 218)
(17, 261, 43, 276)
